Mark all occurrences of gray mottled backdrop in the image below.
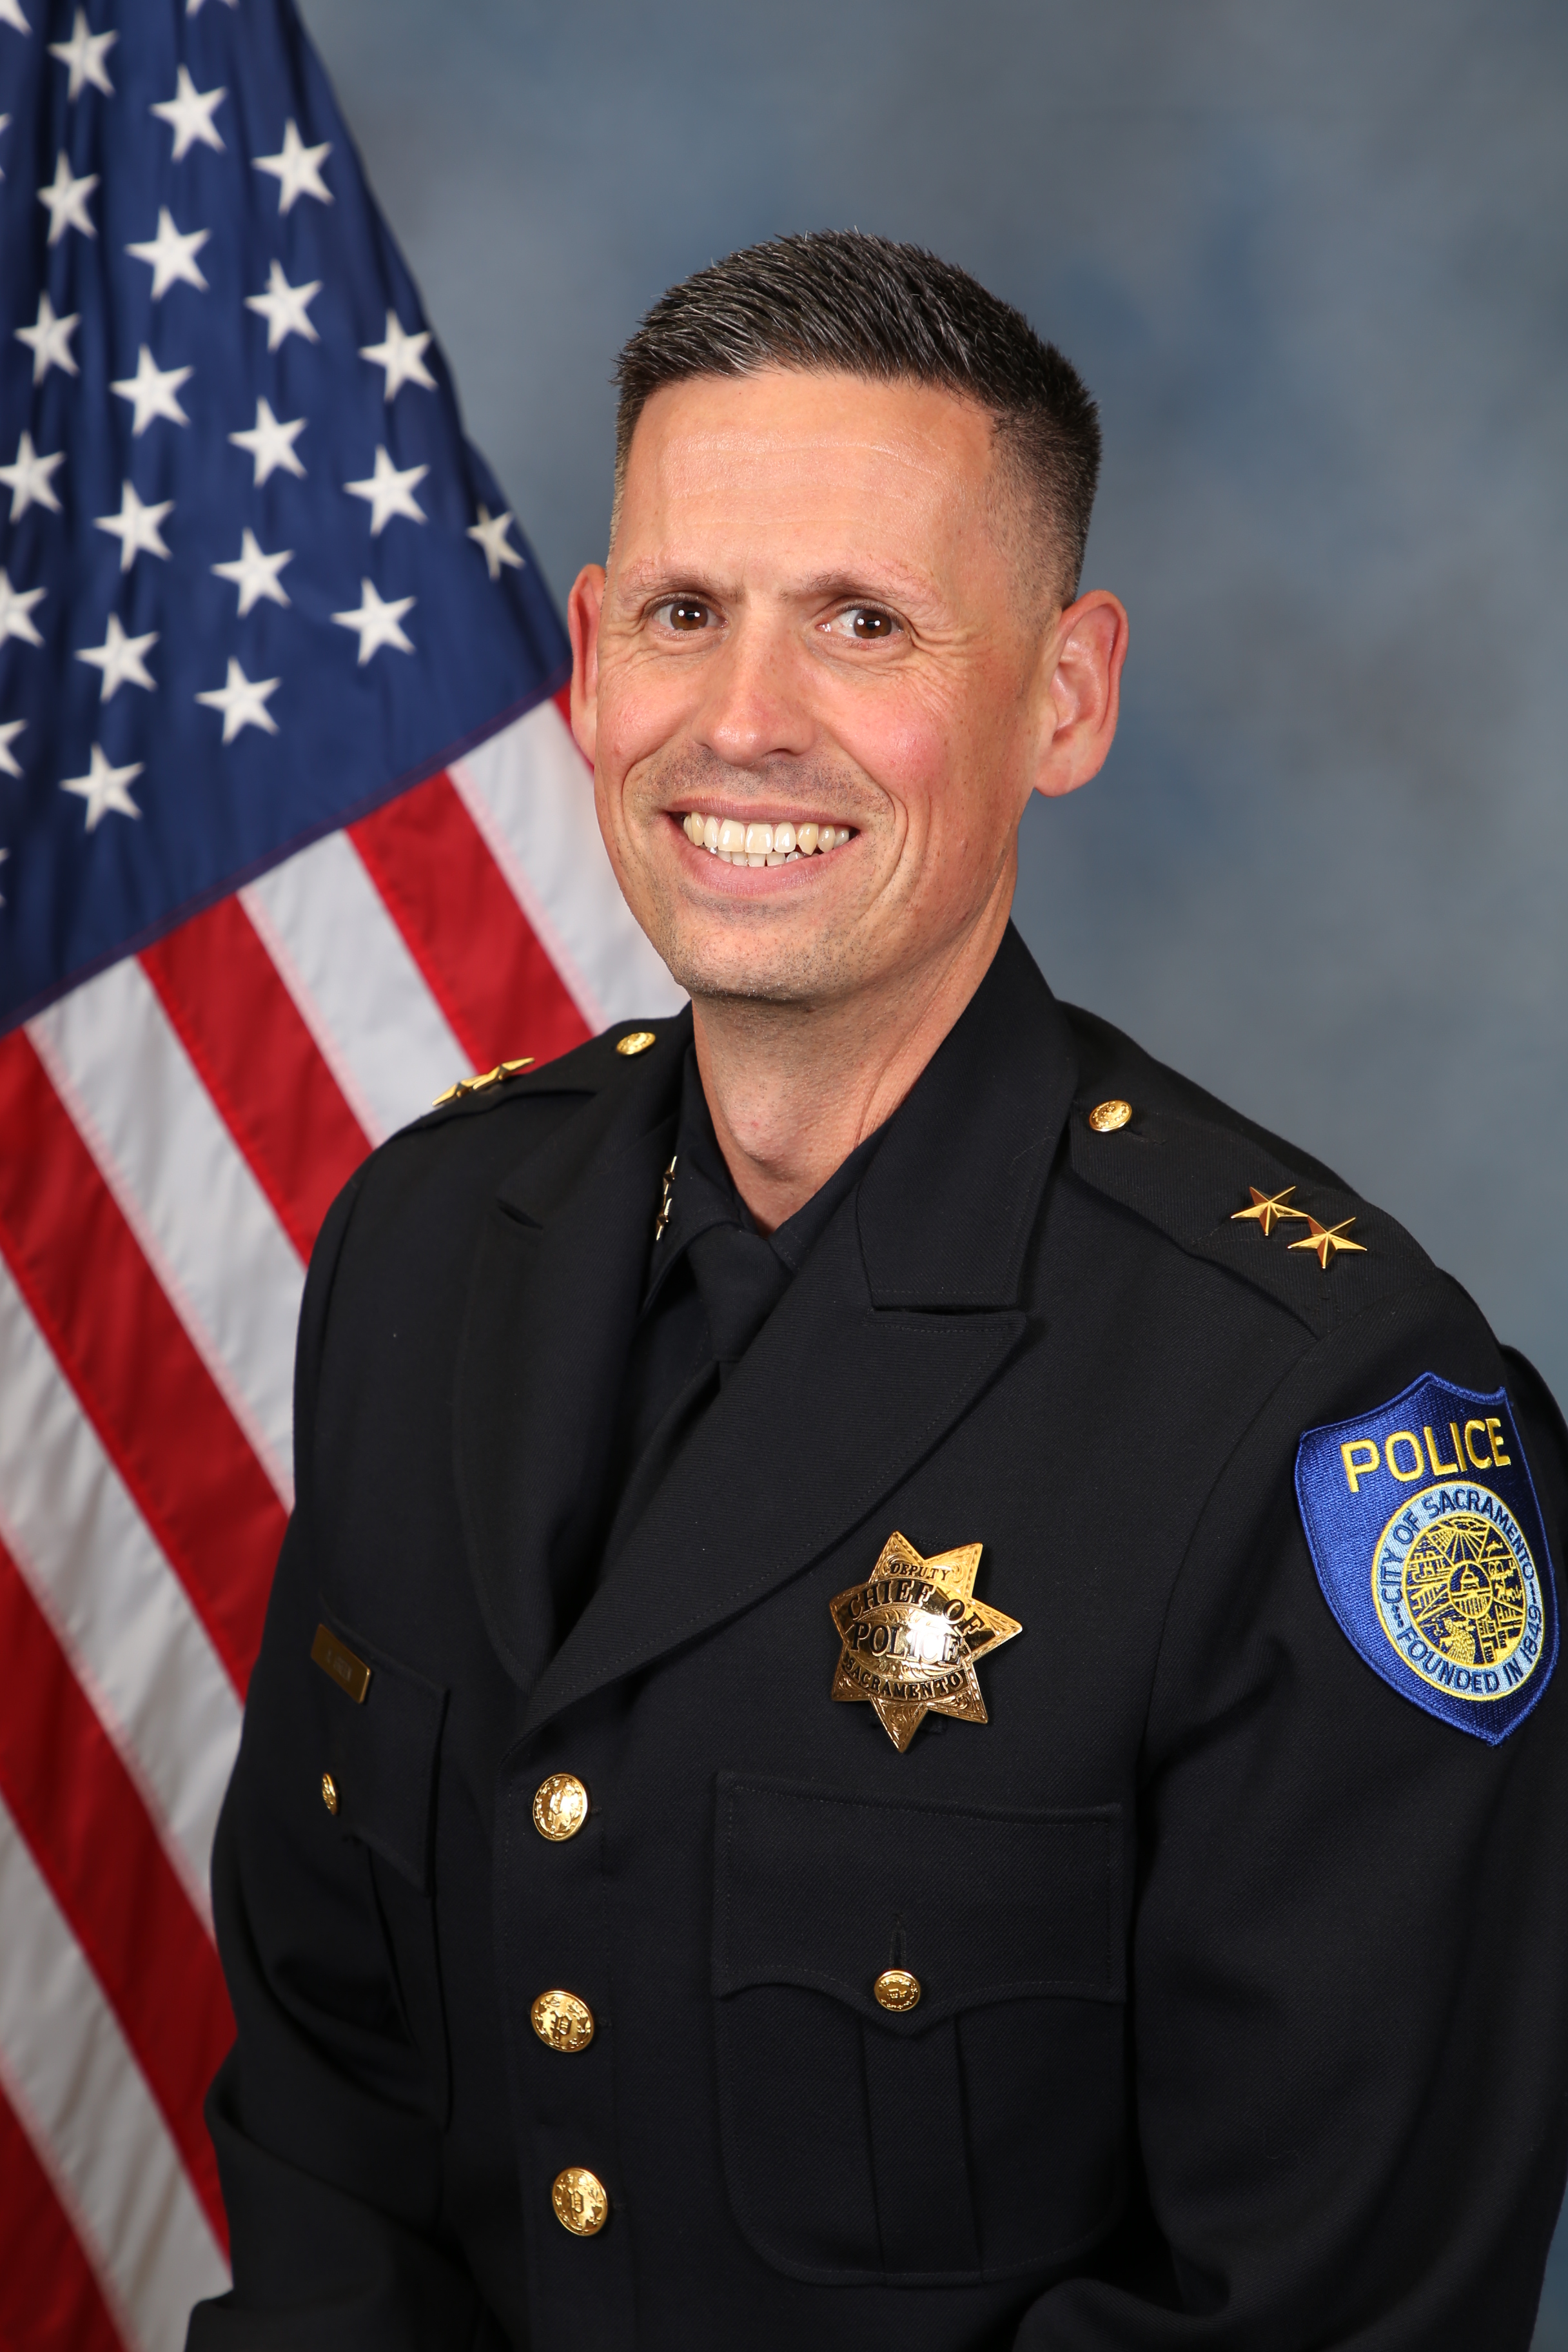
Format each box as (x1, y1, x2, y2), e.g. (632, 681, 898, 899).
(295, 0, 1568, 2328)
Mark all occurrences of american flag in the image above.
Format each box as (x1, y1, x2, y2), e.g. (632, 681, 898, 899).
(0, 1, 679, 2339)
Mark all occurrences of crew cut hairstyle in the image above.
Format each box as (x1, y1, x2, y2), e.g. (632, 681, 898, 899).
(612, 230, 1101, 605)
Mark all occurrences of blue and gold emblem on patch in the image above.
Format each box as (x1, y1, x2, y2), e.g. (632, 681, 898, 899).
(1295, 1374, 1558, 1742)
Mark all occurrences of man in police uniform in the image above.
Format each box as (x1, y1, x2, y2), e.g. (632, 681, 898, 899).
(190, 233, 1568, 2349)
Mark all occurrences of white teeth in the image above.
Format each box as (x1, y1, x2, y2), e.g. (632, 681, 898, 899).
(685, 812, 849, 861)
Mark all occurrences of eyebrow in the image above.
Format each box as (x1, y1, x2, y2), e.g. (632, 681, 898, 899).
(613, 560, 941, 611)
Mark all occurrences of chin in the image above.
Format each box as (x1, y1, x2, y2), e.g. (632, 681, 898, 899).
(657, 917, 856, 1009)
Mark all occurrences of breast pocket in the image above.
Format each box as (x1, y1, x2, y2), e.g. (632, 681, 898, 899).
(318, 1612, 451, 2122)
(712, 1772, 1125, 2286)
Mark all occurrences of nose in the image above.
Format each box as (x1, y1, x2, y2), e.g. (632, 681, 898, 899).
(692, 612, 814, 770)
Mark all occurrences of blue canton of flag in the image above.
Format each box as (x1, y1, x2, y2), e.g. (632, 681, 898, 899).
(0, 0, 569, 1030)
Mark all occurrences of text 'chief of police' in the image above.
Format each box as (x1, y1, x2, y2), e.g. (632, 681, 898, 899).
(190, 231, 1568, 2351)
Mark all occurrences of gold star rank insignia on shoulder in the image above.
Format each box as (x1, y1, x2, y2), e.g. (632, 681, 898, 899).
(1231, 1184, 1308, 1235)
(829, 1532, 1022, 1752)
(1288, 1214, 1367, 1268)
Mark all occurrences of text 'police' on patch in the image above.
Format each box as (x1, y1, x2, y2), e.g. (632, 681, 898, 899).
(1295, 1374, 1558, 1743)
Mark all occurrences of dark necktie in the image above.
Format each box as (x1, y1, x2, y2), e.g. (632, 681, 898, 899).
(685, 1217, 792, 1381)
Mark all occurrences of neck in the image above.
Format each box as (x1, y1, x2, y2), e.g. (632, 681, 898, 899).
(690, 885, 1014, 1233)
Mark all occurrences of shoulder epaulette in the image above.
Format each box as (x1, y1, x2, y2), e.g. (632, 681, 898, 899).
(406, 1015, 687, 1135)
(1060, 1005, 1433, 1337)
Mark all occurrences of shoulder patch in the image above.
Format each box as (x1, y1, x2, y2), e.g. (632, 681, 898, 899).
(1296, 1374, 1558, 1741)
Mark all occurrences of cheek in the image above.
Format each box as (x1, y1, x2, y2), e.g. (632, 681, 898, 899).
(827, 682, 950, 819)
(595, 652, 695, 783)
(830, 672, 1005, 850)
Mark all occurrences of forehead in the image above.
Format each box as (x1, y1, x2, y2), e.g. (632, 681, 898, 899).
(616, 368, 998, 570)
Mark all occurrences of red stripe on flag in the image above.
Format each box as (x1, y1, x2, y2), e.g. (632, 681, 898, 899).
(141, 894, 374, 1262)
(0, 1032, 284, 1692)
(351, 770, 591, 1071)
(0, 1538, 232, 2250)
(0, 2082, 124, 2352)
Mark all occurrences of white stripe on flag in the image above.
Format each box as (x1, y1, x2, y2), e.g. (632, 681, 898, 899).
(0, 1797, 229, 2352)
(449, 701, 686, 1030)
(28, 961, 302, 1505)
(242, 830, 469, 1141)
(0, 1260, 241, 1923)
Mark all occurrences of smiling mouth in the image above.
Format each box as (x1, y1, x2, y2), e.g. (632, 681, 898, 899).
(678, 812, 855, 867)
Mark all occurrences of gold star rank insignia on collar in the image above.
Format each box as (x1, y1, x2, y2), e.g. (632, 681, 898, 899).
(829, 1532, 1023, 1752)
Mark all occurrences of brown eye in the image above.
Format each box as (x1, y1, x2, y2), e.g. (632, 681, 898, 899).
(658, 598, 711, 632)
(825, 605, 900, 642)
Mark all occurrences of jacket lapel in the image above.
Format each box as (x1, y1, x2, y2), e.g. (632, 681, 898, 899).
(521, 926, 1078, 1734)
(452, 1033, 686, 1686)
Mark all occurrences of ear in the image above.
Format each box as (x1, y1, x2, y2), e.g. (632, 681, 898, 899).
(1033, 589, 1129, 802)
(567, 564, 607, 765)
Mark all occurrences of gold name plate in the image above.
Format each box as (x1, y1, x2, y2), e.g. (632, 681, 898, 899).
(310, 1622, 371, 1705)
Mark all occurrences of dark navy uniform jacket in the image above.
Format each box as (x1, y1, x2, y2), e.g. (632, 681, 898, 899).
(188, 925, 1568, 2349)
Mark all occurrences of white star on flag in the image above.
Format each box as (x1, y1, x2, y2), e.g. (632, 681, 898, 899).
(228, 397, 307, 485)
(244, 259, 321, 350)
(76, 614, 159, 701)
(126, 208, 211, 299)
(49, 8, 117, 99)
(345, 445, 429, 534)
(468, 505, 524, 580)
(151, 64, 226, 158)
(95, 481, 174, 571)
(253, 118, 332, 213)
(197, 658, 281, 742)
(61, 743, 143, 831)
(211, 529, 293, 614)
(359, 312, 435, 399)
(37, 150, 98, 243)
(0, 431, 64, 520)
(0, 1, 29, 36)
(332, 577, 415, 663)
(15, 291, 80, 382)
(0, 569, 45, 648)
(110, 344, 194, 435)
(0, 720, 23, 778)
(185, 0, 239, 13)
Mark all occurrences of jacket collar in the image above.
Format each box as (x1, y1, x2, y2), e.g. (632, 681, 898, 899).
(453, 925, 1077, 1714)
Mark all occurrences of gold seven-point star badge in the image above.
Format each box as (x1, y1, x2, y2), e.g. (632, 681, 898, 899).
(830, 1532, 1023, 1752)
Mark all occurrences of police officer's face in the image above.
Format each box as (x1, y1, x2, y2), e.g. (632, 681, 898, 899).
(569, 368, 1122, 1010)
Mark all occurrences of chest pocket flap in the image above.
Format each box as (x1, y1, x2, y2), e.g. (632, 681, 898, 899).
(716, 1773, 1122, 2020)
(320, 1614, 447, 1892)
(712, 1772, 1126, 2286)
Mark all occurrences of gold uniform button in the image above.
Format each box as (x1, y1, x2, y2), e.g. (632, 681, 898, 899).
(1088, 1097, 1132, 1133)
(533, 1772, 589, 1841)
(874, 1968, 921, 2012)
(615, 1030, 656, 1057)
(551, 2165, 609, 2236)
(531, 1990, 595, 2053)
(320, 1772, 339, 1816)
